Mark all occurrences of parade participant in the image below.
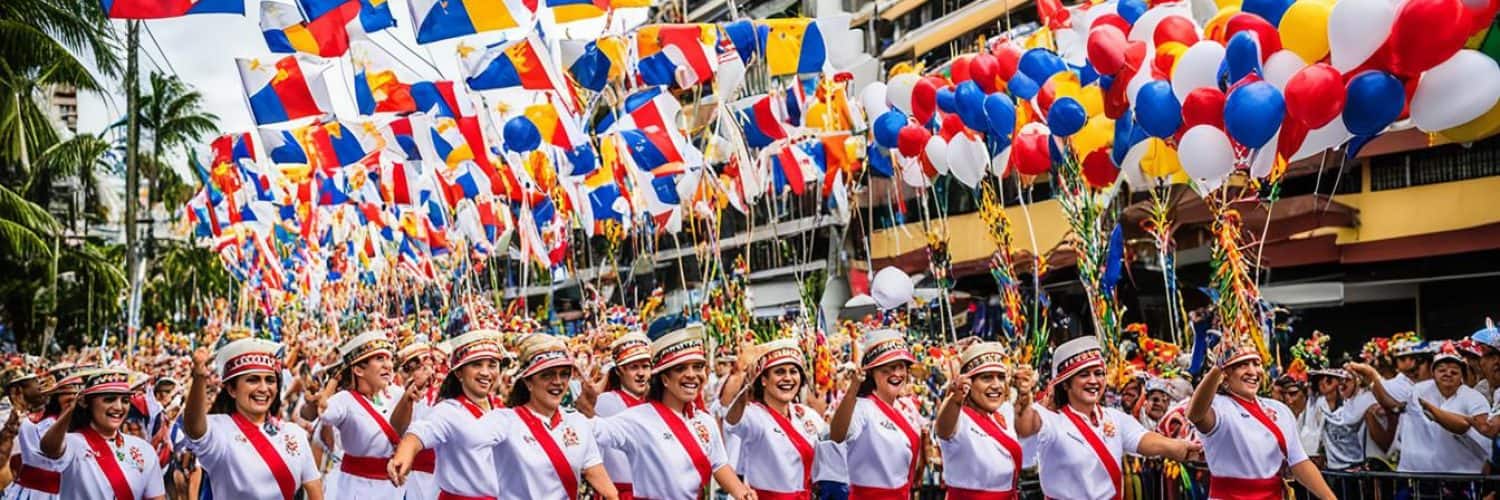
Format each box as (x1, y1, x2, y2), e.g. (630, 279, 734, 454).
(1, 361, 44, 476)
(1015, 336, 1198, 500)
(585, 317, 756, 500)
(1137, 377, 1173, 430)
(395, 336, 440, 500)
(388, 330, 505, 499)
(1347, 341, 1490, 475)
(1319, 365, 1376, 498)
(495, 334, 615, 500)
(934, 341, 1028, 499)
(1187, 341, 1336, 500)
(722, 338, 824, 499)
(592, 332, 652, 500)
(829, 328, 924, 499)
(37, 369, 166, 500)
(182, 337, 323, 500)
(6, 364, 85, 500)
(300, 331, 426, 498)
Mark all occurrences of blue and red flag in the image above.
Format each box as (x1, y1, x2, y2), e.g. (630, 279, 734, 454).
(236, 55, 331, 125)
(102, 0, 243, 19)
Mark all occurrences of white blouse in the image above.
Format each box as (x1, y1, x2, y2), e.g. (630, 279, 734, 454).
(593, 390, 642, 487)
(491, 408, 603, 500)
(1201, 395, 1310, 479)
(937, 408, 1025, 492)
(184, 414, 321, 500)
(593, 402, 729, 500)
(47, 432, 166, 500)
(725, 403, 825, 494)
(841, 397, 922, 489)
(406, 399, 507, 497)
(1025, 405, 1147, 500)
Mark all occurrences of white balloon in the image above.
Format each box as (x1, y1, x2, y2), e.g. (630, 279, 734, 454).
(871, 266, 915, 310)
(925, 136, 951, 175)
(1248, 137, 1279, 178)
(947, 134, 989, 188)
(886, 73, 921, 116)
(1263, 50, 1309, 91)
(1328, 0, 1397, 72)
(1412, 50, 1500, 132)
(1292, 120, 1353, 161)
(1173, 42, 1227, 104)
(1129, 6, 1198, 43)
(1056, 28, 1088, 66)
(899, 155, 930, 188)
(860, 82, 890, 118)
(991, 146, 1012, 177)
(1119, 141, 1152, 191)
(1075, 1, 1119, 38)
(1178, 125, 1236, 186)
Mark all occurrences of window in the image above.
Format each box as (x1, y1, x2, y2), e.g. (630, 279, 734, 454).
(1369, 135, 1500, 191)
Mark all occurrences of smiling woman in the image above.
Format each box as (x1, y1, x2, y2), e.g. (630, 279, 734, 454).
(38, 369, 166, 500)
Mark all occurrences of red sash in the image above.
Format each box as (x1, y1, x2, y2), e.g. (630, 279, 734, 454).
(614, 483, 634, 500)
(412, 449, 437, 473)
(79, 427, 133, 500)
(963, 406, 1023, 492)
(1208, 476, 1284, 500)
(866, 396, 920, 486)
(230, 413, 298, 500)
(650, 402, 712, 497)
(1229, 396, 1288, 460)
(848, 484, 909, 499)
(758, 403, 814, 494)
(455, 395, 502, 418)
(339, 455, 390, 480)
(515, 406, 579, 499)
(438, 491, 496, 500)
(1059, 406, 1123, 500)
(348, 389, 401, 445)
(616, 390, 645, 408)
(946, 486, 1019, 500)
(14, 463, 61, 493)
(753, 488, 811, 500)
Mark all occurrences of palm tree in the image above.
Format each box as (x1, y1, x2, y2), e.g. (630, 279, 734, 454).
(124, 72, 216, 263)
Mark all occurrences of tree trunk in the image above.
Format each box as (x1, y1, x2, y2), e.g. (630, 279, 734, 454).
(123, 21, 142, 356)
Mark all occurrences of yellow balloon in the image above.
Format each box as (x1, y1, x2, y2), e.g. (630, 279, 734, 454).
(1215, 0, 1242, 12)
(1071, 115, 1115, 155)
(1439, 101, 1500, 142)
(1078, 84, 1105, 117)
(1279, 0, 1333, 63)
(1204, 6, 1242, 43)
(1156, 41, 1189, 78)
(1046, 72, 1082, 102)
(1140, 138, 1183, 178)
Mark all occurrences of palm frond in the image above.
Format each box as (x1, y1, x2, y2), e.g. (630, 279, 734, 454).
(0, 218, 51, 259)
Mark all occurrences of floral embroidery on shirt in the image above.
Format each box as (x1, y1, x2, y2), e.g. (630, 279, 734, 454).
(693, 421, 711, 445)
(129, 446, 146, 471)
(562, 427, 580, 447)
(283, 434, 300, 456)
(1102, 420, 1117, 438)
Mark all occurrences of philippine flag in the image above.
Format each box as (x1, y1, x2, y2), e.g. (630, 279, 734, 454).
(460, 34, 571, 104)
(408, 0, 536, 44)
(102, 0, 243, 19)
(236, 55, 332, 125)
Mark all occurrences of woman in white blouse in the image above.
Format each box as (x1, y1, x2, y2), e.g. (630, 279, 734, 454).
(492, 334, 616, 499)
(388, 330, 507, 500)
(722, 338, 827, 499)
(934, 341, 1031, 499)
(829, 328, 925, 499)
(39, 369, 166, 500)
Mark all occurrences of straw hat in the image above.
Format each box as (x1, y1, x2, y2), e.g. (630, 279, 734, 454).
(516, 334, 573, 379)
(749, 338, 804, 374)
(648, 316, 707, 374)
(958, 341, 1008, 378)
(446, 329, 504, 368)
(610, 332, 651, 366)
(339, 330, 395, 366)
(214, 338, 283, 380)
(1051, 336, 1105, 383)
(79, 369, 132, 397)
(859, 328, 915, 370)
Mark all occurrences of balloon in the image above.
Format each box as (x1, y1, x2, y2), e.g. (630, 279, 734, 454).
(924, 136, 950, 174)
(1225, 32, 1265, 84)
(1019, 49, 1069, 86)
(1011, 131, 1052, 176)
(991, 145, 1012, 177)
(503, 116, 541, 153)
(1082, 149, 1120, 188)
(1224, 13, 1283, 57)
(1276, 119, 1309, 160)
(970, 54, 1002, 93)
(1092, 13, 1132, 33)
(1204, 6, 1240, 42)
(951, 54, 974, 83)
(1009, 73, 1041, 100)
(1153, 42, 1189, 78)
(860, 82, 890, 118)
(1048, 97, 1089, 136)
(1037, 72, 1082, 113)
(954, 81, 989, 131)
(940, 113, 965, 140)
(1411, 50, 1500, 131)
(1178, 125, 1237, 186)
(1242, 0, 1293, 25)
(1104, 72, 1132, 119)
(911, 77, 939, 125)
(1292, 119, 1352, 160)
(947, 133, 989, 188)
(871, 266, 915, 310)
(1073, 114, 1116, 155)
(1173, 42, 1228, 103)
(1138, 137, 1184, 178)
(1120, 0, 1148, 24)
(1134, 80, 1182, 138)
(1439, 100, 1500, 142)
(897, 124, 931, 158)
(984, 93, 1018, 136)
(1284, 63, 1346, 128)
(1262, 49, 1309, 90)
(1088, 25, 1131, 75)
(874, 110, 907, 148)
(1181, 87, 1228, 130)
(993, 46, 1022, 81)
(887, 73, 920, 116)
(936, 87, 957, 113)
(1342, 71, 1405, 136)
(1247, 138, 1281, 178)
(901, 155, 931, 188)
(1389, 0, 1470, 76)
(1278, 0, 1332, 63)
(1328, 0, 1397, 72)
(1225, 81, 1285, 148)
(1129, 3, 1194, 42)
(1154, 15, 1200, 46)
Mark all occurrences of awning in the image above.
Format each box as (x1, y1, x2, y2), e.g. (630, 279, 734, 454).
(880, 0, 1028, 60)
(880, 0, 929, 21)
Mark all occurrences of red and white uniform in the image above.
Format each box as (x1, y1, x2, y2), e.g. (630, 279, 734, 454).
(937, 408, 1025, 499)
(1025, 405, 1148, 500)
(44, 431, 166, 500)
(5, 415, 61, 500)
(405, 397, 506, 499)
(594, 402, 729, 500)
(724, 403, 824, 498)
(595, 390, 645, 498)
(841, 397, 923, 499)
(320, 387, 407, 498)
(404, 388, 441, 500)
(1200, 395, 1308, 499)
(491, 408, 603, 500)
(184, 414, 321, 500)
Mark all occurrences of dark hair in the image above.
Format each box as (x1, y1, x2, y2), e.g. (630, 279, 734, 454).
(44, 393, 67, 418)
(436, 371, 465, 400)
(1050, 382, 1070, 409)
(506, 377, 531, 408)
(209, 373, 283, 417)
(647, 375, 666, 402)
(752, 365, 805, 403)
(67, 393, 129, 432)
(606, 368, 624, 391)
(338, 357, 379, 391)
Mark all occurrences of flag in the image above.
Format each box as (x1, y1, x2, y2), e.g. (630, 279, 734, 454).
(561, 37, 625, 92)
(757, 18, 826, 76)
(547, 0, 608, 22)
(634, 24, 715, 88)
(735, 94, 788, 148)
(259, 0, 363, 57)
(523, 101, 585, 152)
(236, 55, 332, 125)
(603, 87, 700, 169)
(102, 0, 243, 19)
(304, 120, 384, 170)
(350, 41, 416, 114)
(714, 24, 747, 99)
(408, 0, 535, 44)
(299, 0, 396, 32)
(460, 34, 570, 97)
(410, 80, 469, 118)
(386, 116, 422, 160)
(261, 128, 310, 164)
(771, 143, 813, 195)
(382, 160, 430, 206)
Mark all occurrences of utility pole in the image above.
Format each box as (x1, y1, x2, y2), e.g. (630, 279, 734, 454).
(124, 20, 142, 355)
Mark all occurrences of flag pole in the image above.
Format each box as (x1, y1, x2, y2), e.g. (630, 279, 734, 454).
(125, 19, 144, 357)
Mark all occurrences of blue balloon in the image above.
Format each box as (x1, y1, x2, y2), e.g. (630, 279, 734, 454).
(1048, 97, 1088, 137)
(1119, 0, 1148, 24)
(1112, 110, 1143, 165)
(1018, 49, 1068, 87)
(873, 109, 907, 148)
(1224, 32, 1264, 85)
(1343, 71, 1405, 136)
(1242, 0, 1292, 25)
(955, 81, 989, 131)
(1224, 81, 1285, 148)
(867, 143, 894, 178)
(936, 87, 957, 113)
(1008, 73, 1040, 100)
(1076, 63, 1100, 86)
(503, 116, 541, 153)
(1133, 80, 1181, 138)
(983, 93, 1017, 137)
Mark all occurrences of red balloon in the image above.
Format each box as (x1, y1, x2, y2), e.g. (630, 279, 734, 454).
(1284, 64, 1345, 129)
(1122, 41, 1149, 75)
(1181, 87, 1227, 130)
(970, 54, 1002, 93)
(940, 113, 965, 140)
(950, 54, 974, 83)
(911, 77, 939, 125)
(1103, 71, 1132, 119)
(1082, 149, 1119, 188)
(1389, 0, 1469, 76)
(1222, 13, 1282, 59)
(993, 46, 1022, 81)
(897, 125, 931, 158)
(1153, 15, 1199, 47)
(1091, 13, 1131, 34)
(1276, 118, 1308, 161)
(1088, 25, 1130, 75)
(1010, 132, 1052, 176)
(1466, 0, 1500, 33)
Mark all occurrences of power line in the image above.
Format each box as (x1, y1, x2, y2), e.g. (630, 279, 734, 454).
(142, 24, 180, 77)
